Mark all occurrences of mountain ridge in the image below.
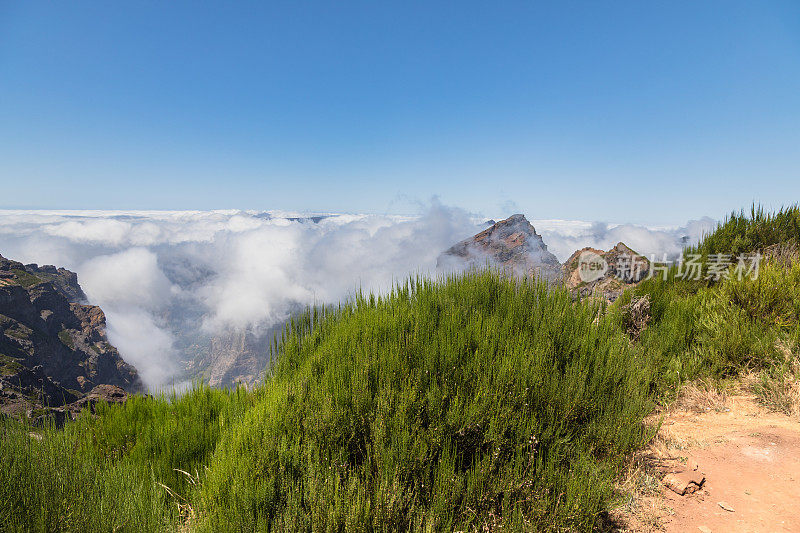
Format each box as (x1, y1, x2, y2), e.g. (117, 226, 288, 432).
(0, 253, 143, 421)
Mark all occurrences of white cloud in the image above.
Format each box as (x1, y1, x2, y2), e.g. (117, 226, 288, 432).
(534, 217, 717, 262)
(0, 206, 716, 390)
(102, 307, 179, 389)
(80, 248, 177, 310)
(44, 219, 133, 245)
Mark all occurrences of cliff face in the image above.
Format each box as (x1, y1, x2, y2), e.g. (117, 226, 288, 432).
(0, 253, 143, 418)
(437, 214, 562, 281)
(184, 325, 284, 388)
(205, 330, 270, 386)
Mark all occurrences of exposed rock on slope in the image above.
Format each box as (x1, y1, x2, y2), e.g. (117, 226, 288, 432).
(186, 326, 283, 387)
(0, 253, 142, 419)
(437, 214, 562, 281)
(562, 242, 650, 301)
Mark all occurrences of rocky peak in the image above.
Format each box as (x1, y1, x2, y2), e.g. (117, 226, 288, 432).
(0, 254, 87, 303)
(562, 242, 650, 301)
(437, 214, 562, 281)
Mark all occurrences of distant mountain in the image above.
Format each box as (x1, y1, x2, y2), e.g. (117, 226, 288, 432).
(185, 327, 282, 387)
(437, 214, 562, 281)
(0, 253, 142, 421)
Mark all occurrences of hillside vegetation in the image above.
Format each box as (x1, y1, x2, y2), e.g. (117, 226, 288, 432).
(2, 206, 799, 532)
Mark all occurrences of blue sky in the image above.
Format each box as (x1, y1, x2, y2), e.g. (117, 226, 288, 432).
(1, 1, 798, 224)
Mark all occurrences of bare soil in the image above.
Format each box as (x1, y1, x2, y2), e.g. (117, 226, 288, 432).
(614, 391, 800, 532)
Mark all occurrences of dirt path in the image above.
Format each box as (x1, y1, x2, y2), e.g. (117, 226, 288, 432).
(617, 392, 800, 532)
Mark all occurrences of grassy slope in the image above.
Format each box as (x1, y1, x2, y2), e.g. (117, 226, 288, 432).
(623, 205, 800, 412)
(199, 274, 653, 531)
(1, 206, 799, 532)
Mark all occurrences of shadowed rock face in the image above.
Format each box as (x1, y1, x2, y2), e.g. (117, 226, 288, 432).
(437, 214, 562, 281)
(0, 253, 143, 419)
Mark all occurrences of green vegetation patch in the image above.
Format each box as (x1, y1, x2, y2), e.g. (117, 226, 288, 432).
(3, 206, 800, 532)
(10, 269, 43, 289)
(3, 323, 32, 341)
(0, 354, 23, 376)
(689, 204, 800, 258)
(58, 329, 75, 350)
(0, 385, 256, 532)
(199, 272, 654, 531)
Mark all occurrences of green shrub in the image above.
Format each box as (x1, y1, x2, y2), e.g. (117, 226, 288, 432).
(10, 269, 42, 288)
(198, 271, 654, 531)
(0, 384, 255, 532)
(632, 257, 800, 397)
(718, 260, 800, 332)
(689, 204, 800, 258)
(690, 290, 780, 375)
(0, 416, 170, 532)
(58, 329, 75, 350)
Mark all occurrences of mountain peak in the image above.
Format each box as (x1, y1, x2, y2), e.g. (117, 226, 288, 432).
(437, 215, 561, 280)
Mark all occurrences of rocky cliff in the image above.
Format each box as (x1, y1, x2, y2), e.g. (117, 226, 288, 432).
(562, 242, 650, 301)
(0, 253, 142, 420)
(437, 216, 652, 302)
(437, 214, 562, 281)
(184, 325, 284, 388)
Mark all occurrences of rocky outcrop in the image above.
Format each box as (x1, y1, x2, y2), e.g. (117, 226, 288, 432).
(437, 217, 653, 303)
(0, 363, 81, 419)
(621, 295, 651, 341)
(44, 384, 132, 426)
(0, 253, 142, 420)
(186, 325, 284, 387)
(562, 242, 650, 301)
(437, 214, 562, 281)
(205, 331, 270, 386)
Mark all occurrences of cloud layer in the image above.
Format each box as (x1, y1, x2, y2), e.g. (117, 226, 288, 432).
(0, 205, 716, 389)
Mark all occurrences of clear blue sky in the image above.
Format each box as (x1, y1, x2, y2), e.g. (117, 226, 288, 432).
(1, 1, 798, 223)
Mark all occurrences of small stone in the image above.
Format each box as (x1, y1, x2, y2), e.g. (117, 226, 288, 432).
(698, 526, 712, 533)
(718, 501, 735, 512)
(663, 471, 706, 495)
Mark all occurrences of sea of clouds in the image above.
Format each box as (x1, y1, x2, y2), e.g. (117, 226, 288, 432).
(0, 203, 715, 389)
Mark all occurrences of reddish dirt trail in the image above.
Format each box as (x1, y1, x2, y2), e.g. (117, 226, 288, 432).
(619, 394, 800, 532)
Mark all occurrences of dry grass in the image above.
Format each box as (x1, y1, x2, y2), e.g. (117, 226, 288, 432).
(776, 342, 800, 418)
(607, 434, 673, 532)
(670, 381, 732, 415)
(788, 370, 800, 418)
(746, 341, 800, 418)
(762, 241, 800, 268)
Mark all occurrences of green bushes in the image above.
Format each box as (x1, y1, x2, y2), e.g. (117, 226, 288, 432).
(628, 255, 800, 412)
(198, 272, 653, 531)
(0, 385, 255, 532)
(689, 204, 800, 258)
(1, 271, 658, 532)
(718, 260, 800, 332)
(0, 415, 170, 532)
(690, 290, 781, 375)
